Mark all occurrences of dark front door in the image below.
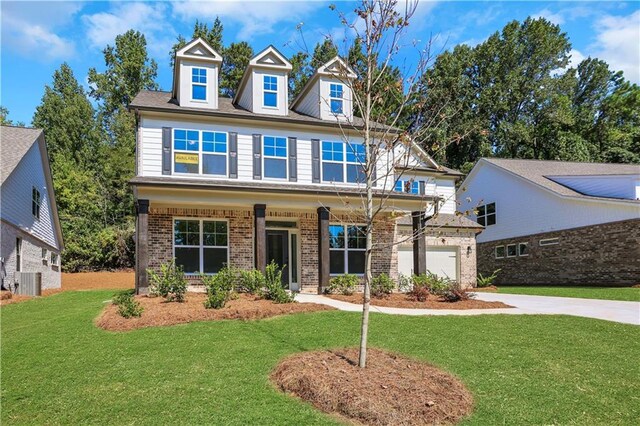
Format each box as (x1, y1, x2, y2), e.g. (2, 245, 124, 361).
(266, 230, 289, 287)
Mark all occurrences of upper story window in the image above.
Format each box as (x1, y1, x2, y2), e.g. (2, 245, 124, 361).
(329, 83, 344, 114)
(329, 224, 366, 275)
(395, 180, 419, 194)
(263, 136, 287, 179)
(174, 129, 227, 176)
(192, 68, 207, 101)
(322, 141, 365, 184)
(477, 202, 496, 226)
(32, 187, 41, 220)
(263, 75, 278, 107)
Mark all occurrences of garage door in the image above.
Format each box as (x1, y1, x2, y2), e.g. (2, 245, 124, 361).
(397, 246, 414, 278)
(426, 247, 458, 281)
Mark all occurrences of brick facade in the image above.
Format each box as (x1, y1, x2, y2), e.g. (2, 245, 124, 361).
(477, 219, 640, 286)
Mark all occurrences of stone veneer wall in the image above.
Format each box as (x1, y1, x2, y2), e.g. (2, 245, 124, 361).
(477, 219, 640, 286)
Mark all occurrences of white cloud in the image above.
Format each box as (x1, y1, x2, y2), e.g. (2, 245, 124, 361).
(590, 10, 640, 82)
(567, 48, 586, 68)
(533, 8, 565, 25)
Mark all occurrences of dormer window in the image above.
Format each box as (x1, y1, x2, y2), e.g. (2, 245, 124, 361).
(330, 83, 344, 114)
(192, 68, 207, 101)
(263, 136, 287, 179)
(263, 75, 278, 107)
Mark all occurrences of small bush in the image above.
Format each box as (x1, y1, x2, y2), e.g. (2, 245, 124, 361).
(238, 269, 266, 294)
(201, 267, 237, 309)
(477, 269, 501, 288)
(147, 259, 187, 302)
(397, 274, 412, 293)
(407, 272, 451, 301)
(371, 273, 395, 298)
(327, 274, 358, 295)
(442, 281, 475, 302)
(112, 290, 143, 318)
(263, 261, 295, 304)
(407, 277, 430, 302)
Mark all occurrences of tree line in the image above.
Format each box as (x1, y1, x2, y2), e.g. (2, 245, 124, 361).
(1, 16, 637, 271)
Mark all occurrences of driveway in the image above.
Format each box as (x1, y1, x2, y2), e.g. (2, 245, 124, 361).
(296, 293, 640, 325)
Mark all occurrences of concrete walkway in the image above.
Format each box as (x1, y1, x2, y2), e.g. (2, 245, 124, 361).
(296, 292, 640, 325)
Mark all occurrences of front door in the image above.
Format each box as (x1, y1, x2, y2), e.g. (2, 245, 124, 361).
(266, 230, 289, 287)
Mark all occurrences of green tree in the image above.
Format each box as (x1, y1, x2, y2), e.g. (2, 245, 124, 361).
(221, 41, 254, 98)
(290, 39, 339, 98)
(1, 106, 26, 127)
(170, 18, 224, 67)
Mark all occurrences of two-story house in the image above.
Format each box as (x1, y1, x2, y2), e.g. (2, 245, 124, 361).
(129, 38, 479, 294)
(1, 126, 64, 293)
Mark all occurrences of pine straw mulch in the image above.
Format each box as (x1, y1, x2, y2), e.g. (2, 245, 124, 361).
(62, 271, 134, 290)
(325, 292, 511, 310)
(271, 347, 474, 425)
(0, 289, 63, 306)
(470, 285, 499, 292)
(96, 293, 335, 331)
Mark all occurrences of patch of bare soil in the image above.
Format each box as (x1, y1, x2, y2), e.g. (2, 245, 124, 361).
(471, 285, 499, 292)
(0, 289, 63, 306)
(326, 292, 511, 310)
(271, 347, 474, 425)
(96, 293, 335, 331)
(63, 271, 134, 291)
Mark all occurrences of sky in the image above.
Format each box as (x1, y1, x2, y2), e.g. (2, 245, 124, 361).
(1, 0, 639, 125)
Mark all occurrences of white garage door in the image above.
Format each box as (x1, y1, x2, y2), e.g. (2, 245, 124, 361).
(426, 247, 458, 281)
(397, 246, 414, 278)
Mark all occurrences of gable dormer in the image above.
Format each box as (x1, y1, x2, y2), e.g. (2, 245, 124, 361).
(291, 56, 357, 122)
(233, 46, 292, 116)
(172, 38, 223, 110)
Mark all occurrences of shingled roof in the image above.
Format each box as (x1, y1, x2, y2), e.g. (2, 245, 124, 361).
(0, 126, 44, 185)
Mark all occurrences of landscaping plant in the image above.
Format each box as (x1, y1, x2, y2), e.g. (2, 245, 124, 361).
(238, 269, 266, 294)
(147, 259, 188, 302)
(371, 273, 394, 298)
(442, 281, 476, 302)
(327, 274, 358, 296)
(477, 269, 501, 288)
(262, 261, 294, 304)
(112, 289, 143, 318)
(201, 266, 237, 309)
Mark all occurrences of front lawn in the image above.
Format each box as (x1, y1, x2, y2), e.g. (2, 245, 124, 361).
(2, 291, 639, 425)
(498, 286, 640, 301)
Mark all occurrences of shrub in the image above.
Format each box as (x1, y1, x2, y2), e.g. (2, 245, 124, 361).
(397, 274, 413, 293)
(407, 277, 430, 302)
(112, 290, 143, 318)
(327, 274, 358, 295)
(371, 273, 394, 298)
(408, 272, 451, 301)
(147, 259, 187, 302)
(201, 267, 237, 309)
(477, 269, 501, 288)
(442, 281, 475, 302)
(238, 269, 266, 294)
(262, 261, 295, 304)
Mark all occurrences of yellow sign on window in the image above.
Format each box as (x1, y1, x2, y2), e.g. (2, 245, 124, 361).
(175, 153, 199, 164)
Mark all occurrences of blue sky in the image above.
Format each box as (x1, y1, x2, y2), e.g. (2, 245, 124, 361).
(2, 1, 639, 125)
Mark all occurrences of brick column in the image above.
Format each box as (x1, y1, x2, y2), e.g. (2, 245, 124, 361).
(412, 210, 426, 275)
(254, 204, 267, 272)
(135, 199, 150, 294)
(317, 206, 330, 293)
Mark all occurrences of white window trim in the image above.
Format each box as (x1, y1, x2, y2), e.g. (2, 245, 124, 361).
(191, 67, 207, 102)
(321, 141, 365, 186)
(329, 83, 344, 115)
(172, 129, 228, 177)
(16, 238, 22, 272)
(32, 186, 41, 220)
(50, 252, 59, 267)
(262, 135, 288, 180)
(172, 218, 230, 275)
(329, 223, 367, 276)
(495, 245, 505, 259)
(477, 202, 496, 227)
(506, 243, 517, 258)
(518, 242, 529, 257)
(263, 75, 278, 108)
(395, 179, 420, 194)
(539, 238, 560, 246)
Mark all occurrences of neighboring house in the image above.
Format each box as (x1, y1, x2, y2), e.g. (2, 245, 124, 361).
(129, 38, 478, 294)
(0, 126, 64, 291)
(459, 158, 640, 286)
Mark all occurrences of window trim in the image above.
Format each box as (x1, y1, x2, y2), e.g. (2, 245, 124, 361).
(329, 83, 344, 114)
(518, 242, 529, 257)
(262, 135, 288, 180)
(16, 238, 22, 272)
(477, 202, 496, 227)
(32, 186, 41, 220)
(172, 218, 230, 275)
(539, 237, 559, 246)
(494, 245, 505, 259)
(50, 252, 59, 267)
(263, 74, 278, 108)
(172, 128, 228, 177)
(329, 223, 367, 276)
(506, 244, 517, 258)
(191, 67, 208, 102)
(321, 140, 366, 185)
(394, 179, 419, 194)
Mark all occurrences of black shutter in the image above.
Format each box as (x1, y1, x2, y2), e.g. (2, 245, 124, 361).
(253, 134, 262, 180)
(228, 132, 238, 178)
(288, 137, 297, 182)
(311, 139, 320, 183)
(162, 127, 172, 175)
(419, 180, 426, 195)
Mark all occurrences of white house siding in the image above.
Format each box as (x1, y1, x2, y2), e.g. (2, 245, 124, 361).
(459, 164, 640, 243)
(548, 175, 640, 200)
(294, 79, 320, 118)
(319, 76, 353, 122)
(250, 69, 288, 116)
(0, 143, 60, 250)
(237, 72, 253, 112)
(178, 60, 219, 110)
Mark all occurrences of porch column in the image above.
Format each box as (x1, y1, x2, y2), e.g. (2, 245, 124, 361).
(412, 210, 427, 275)
(318, 206, 331, 293)
(135, 199, 149, 294)
(254, 204, 267, 272)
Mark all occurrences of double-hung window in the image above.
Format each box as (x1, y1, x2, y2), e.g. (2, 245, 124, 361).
(322, 141, 344, 182)
(329, 224, 367, 275)
(394, 180, 419, 194)
(32, 187, 41, 220)
(346, 143, 365, 183)
(477, 202, 496, 226)
(263, 75, 278, 107)
(192, 68, 207, 100)
(173, 129, 227, 176)
(174, 219, 228, 274)
(202, 131, 227, 175)
(329, 83, 344, 114)
(51, 252, 59, 267)
(263, 136, 287, 179)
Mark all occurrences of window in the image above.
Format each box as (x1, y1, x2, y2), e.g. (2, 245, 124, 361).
(321, 141, 366, 183)
(192, 68, 207, 100)
(395, 180, 419, 194)
(346, 143, 365, 183)
(263, 75, 278, 107)
(495, 246, 505, 259)
(42, 248, 48, 264)
(329, 224, 366, 275)
(32, 187, 41, 220)
(329, 83, 344, 114)
(174, 129, 227, 175)
(174, 219, 228, 274)
(477, 202, 496, 226)
(263, 136, 287, 179)
(506, 244, 517, 258)
(51, 252, 59, 267)
(16, 238, 22, 272)
(539, 238, 559, 246)
(518, 243, 529, 256)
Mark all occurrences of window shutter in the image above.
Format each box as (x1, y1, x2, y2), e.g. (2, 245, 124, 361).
(311, 139, 320, 183)
(228, 132, 238, 178)
(162, 127, 172, 175)
(288, 137, 297, 182)
(253, 134, 262, 180)
(419, 180, 426, 195)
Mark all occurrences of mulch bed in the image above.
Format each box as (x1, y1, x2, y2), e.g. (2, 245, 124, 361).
(326, 292, 512, 310)
(271, 347, 474, 425)
(96, 293, 335, 331)
(471, 285, 499, 292)
(62, 271, 134, 290)
(0, 289, 63, 306)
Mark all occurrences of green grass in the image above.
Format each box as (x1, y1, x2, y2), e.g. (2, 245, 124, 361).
(2, 291, 639, 425)
(497, 286, 640, 301)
